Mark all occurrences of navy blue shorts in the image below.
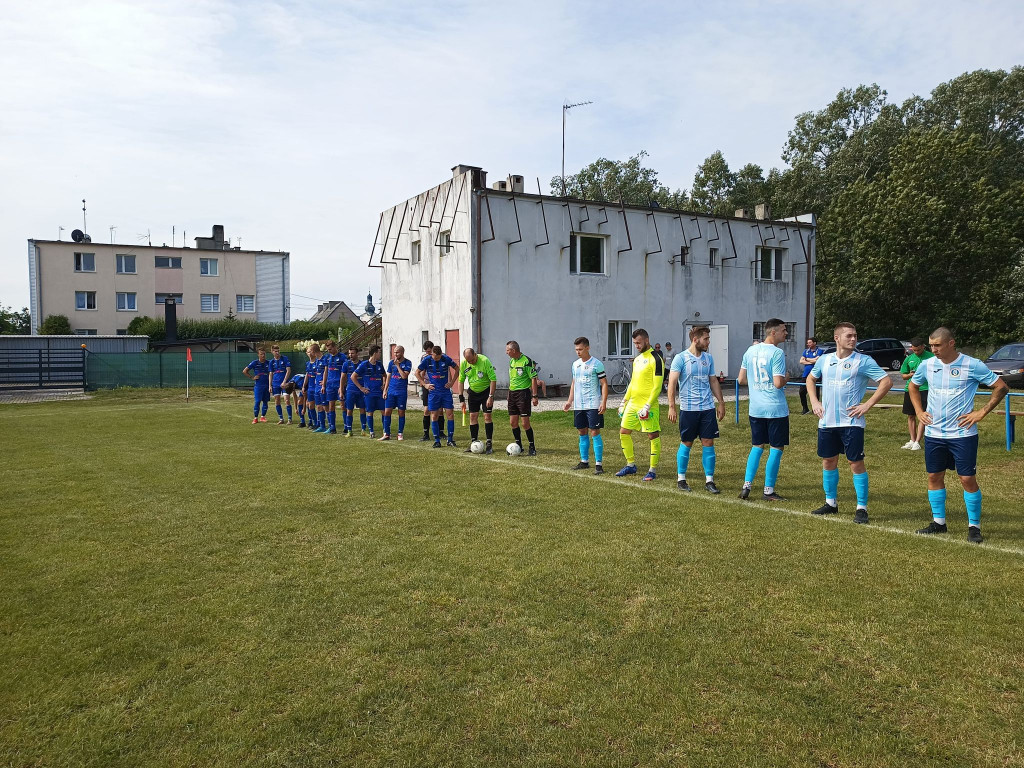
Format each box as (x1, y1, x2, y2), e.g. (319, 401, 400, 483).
(385, 391, 408, 410)
(749, 416, 789, 448)
(324, 384, 340, 403)
(679, 409, 719, 442)
(925, 435, 979, 476)
(817, 426, 865, 461)
(428, 388, 454, 412)
(345, 389, 365, 410)
(574, 409, 604, 430)
(253, 386, 270, 404)
(364, 394, 385, 412)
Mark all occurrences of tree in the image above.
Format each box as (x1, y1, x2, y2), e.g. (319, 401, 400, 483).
(690, 151, 736, 216)
(551, 151, 688, 208)
(39, 314, 72, 335)
(0, 304, 30, 334)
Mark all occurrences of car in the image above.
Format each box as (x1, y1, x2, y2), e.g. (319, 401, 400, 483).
(985, 343, 1024, 388)
(856, 338, 907, 370)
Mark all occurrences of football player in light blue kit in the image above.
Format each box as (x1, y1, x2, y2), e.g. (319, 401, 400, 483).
(562, 336, 609, 474)
(268, 344, 292, 424)
(910, 327, 1007, 544)
(806, 322, 892, 524)
(381, 346, 413, 440)
(737, 318, 790, 501)
(352, 345, 386, 439)
(667, 325, 726, 494)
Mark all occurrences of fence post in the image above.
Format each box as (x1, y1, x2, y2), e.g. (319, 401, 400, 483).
(228, 352, 233, 388)
(38, 348, 43, 388)
(159, 352, 164, 388)
(81, 348, 88, 390)
(1007, 392, 1013, 453)
(734, 379, 739, 424)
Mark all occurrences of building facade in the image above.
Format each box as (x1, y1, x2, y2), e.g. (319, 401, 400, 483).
(374, 166, 816, 386)
(27, 225, 290, 335)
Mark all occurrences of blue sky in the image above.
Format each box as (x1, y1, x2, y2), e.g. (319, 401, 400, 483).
(1, 1, 1022, 318)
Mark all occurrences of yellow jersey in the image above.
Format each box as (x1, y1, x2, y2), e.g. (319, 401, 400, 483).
(625, 348, 664, 408)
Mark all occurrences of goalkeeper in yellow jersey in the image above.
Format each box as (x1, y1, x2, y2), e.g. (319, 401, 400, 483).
(616, 328, 665, 481)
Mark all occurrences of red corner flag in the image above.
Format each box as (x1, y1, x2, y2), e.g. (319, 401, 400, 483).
(186, 347, 193, 362)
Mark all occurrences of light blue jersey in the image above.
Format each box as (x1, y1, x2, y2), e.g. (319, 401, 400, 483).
(810, 351, 888, 429)
(672, 349, 716, 411)
(740, 343, 788, 418)
(912, 353, 998, 438)
(571, 356, 606, 410)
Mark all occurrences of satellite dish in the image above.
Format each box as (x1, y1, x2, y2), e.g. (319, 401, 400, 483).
(71, 229, 85, 243)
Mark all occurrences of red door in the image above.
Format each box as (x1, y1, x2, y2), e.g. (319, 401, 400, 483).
(389, 343, 396, 360)
(444, 329, 460, 360)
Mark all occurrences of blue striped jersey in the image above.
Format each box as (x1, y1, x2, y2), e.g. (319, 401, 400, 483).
(911, 354, 998, 438)
(740, 343, 788, 418)
(571, 356, 606, 410)
(809, 351, 887, 429)
(671, 350, 716, 412)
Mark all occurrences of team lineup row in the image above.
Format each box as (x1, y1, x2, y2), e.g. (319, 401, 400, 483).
(241, 319, 1010, 544)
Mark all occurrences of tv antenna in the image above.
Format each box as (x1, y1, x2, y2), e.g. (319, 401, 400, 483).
(58, 226, 64, 241)
(109, 225, 117, 244)
(81, 199, 87, 234)
(562, 100, 593, 196)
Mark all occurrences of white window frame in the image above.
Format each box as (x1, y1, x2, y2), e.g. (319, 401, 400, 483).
(411, 240, 421, 265)
(116, 292, 137, 311)
(74, 329, 98, 335)
(155, 255, 182, 269)
(236, 294, 255, 313)
(75, 291, 97, 310)
(74, 252, 95, 272)
(439, 231, 451, 255)
(569, 233, 607, 276)
(156, 293, 183, 305)
(607, 320, 637, 358)
(200, 294, 220, 313)
(709, 247, 719, 268)
(756, 247, 785, 281)
(200, 258, 219, 276)
(116, 253, 136, 274)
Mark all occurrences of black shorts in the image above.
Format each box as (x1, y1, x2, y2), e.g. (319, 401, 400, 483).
(679, 409, 719, 442)
(421, 386, 430, 407)
(902, 389, 928, 416)
(817, 426, 865, 462)
(467, 388, 492, 413)
(749, 416, 790, 448)
(925, 435, 978, 476)
(508, 389, 533, 416)
(573, 409, 604, 430)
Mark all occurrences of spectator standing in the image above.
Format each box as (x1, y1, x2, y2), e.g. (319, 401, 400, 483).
(799, 337, 822, 415)
(900, 337, 933, 450)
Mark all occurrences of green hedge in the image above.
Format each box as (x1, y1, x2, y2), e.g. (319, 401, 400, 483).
(126, 316, 356, 344)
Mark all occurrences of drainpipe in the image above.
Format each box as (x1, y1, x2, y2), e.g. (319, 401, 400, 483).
(472, 182, 483, 350)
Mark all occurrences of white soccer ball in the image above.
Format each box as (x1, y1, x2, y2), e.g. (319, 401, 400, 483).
(470, 440, 485, 454)
(506, 442, 522, 456)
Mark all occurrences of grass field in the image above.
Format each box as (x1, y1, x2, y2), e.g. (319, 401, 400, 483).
(3, 388, 1023, 767)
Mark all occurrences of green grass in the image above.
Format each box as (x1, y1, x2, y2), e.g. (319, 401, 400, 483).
(2, 389, 1023, 767)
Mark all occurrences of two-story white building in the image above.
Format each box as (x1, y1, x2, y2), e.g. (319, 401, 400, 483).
(27, 225, 290, 335)
(373, 165, 815, 387)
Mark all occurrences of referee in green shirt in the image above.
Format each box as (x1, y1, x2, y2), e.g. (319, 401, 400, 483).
(900, 337, 934, 450)
(506, 340, 539, 455)
(459, 348, 497, 453)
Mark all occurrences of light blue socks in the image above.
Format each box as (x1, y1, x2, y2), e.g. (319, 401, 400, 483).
(765, 448, 783, 489)
(579, 434, 590, 462)
(964, 490, 982, 527)
(852, 472, 869, 509)
(928, 488, 947, 524)
(744, 446, 764, 484)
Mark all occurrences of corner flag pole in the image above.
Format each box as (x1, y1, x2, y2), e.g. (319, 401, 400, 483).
(186, 347, 192, 401)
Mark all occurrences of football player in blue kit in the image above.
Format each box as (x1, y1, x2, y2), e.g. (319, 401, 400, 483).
(319, 339, 348, 435)
(268, 344, 292, 424)
(352, 345, 387, 439)
(288, 371, 306, 427)
(416, 345, 459, 447)
(301, 344, 319, 430)
(311, 343, 328, 432)
(242, 347, 272, 423)
(381, 346, 413, 440)
(343, 346, 368, 436)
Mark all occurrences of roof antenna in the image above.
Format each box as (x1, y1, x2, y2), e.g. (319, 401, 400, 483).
(82, 199, 87, 234)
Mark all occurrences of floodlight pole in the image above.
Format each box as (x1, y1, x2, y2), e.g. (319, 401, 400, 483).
(561, 100, 593, 196)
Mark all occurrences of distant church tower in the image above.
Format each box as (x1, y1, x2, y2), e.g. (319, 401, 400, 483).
(364, 292, 375, 315)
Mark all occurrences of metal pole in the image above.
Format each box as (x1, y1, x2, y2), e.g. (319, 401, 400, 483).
(561, 106, 566, 196)
(734, 379, 740, 424)
(1007, 392, 1012, 452)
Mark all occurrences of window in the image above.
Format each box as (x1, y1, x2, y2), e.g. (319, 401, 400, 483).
(116, 329, 128, 336)
(411, 241, 421, 264)
(756, 247, 785, 281)
(116, 254, 136, 274)
(200, 294, 220, 312)
(607, 321, 636, 357)
(236, 294, 255, 313)
(439, 231, 451, 255)
(752, 322, 764, 341)
(116, 292, 137, 311)
(569, 234, 605, 275)
(709, 247, 718, 268)
(753, 321, 796, 341)
(74, 329, 98, 335)
(200, 258, 219, 276)
(74, 252, 95, 272)
(155, 255, 182, 269)
(156, 293, 183, 304)
(75, 291, 97, 310)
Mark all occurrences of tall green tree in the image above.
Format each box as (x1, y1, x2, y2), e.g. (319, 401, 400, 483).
(0, 304, 31, 334)
(690, 151, 735, 216)
(551, 151, 688, 208)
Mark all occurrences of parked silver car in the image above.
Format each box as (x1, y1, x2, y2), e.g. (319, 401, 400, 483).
(985, 343, 1024, 388)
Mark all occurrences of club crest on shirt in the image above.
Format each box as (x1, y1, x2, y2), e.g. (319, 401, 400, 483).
(843, 362, 852, 369)
(951, 368, 961, 377)
(516, 367, 523, 376)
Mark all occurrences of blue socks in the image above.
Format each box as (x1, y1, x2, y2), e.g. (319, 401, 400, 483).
(447, 419, 455, 439)
(676, 443, 691, 476)
(360, 413, 367, 431)
(383, 413, 392, 435)
(964, 490, 982, 527)
(327, 411, 336, 430)
(701, 445, 716, 479)
(432, 420, 440, 439)
(852, 472, 869, 509)
(593, 434, 603, 463)
(765, 448, 783, 489)
(823, 468, 839, 502)
(398, 415, 406, 434)
(276, 404, 283, 419)
(579, 434, 590, 462)
(286, 404, 292, 419)
(367, 414, 375, 433)
(744, 446, 764, 484)
(928, 488, 947, 524)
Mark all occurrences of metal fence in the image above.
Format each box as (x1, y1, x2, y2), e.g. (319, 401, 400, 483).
(85, 351, 268, 390)
(0, 348, 86, 389)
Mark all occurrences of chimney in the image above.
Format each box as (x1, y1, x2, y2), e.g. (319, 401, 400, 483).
(734, 208, 750, 219)
(755, 203, 772, 220)
(195, 224, 227, 251)
(164, 298, 178, 342)
(509, 175, 524, 193)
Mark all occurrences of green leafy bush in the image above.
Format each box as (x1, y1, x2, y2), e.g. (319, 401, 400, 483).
(127, 316, 356, 344)
(39, 314, 72, 335)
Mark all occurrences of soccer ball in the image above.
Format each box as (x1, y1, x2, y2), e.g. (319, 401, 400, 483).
(506, 442, 522, 456)
(470, 440, 485, 454)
